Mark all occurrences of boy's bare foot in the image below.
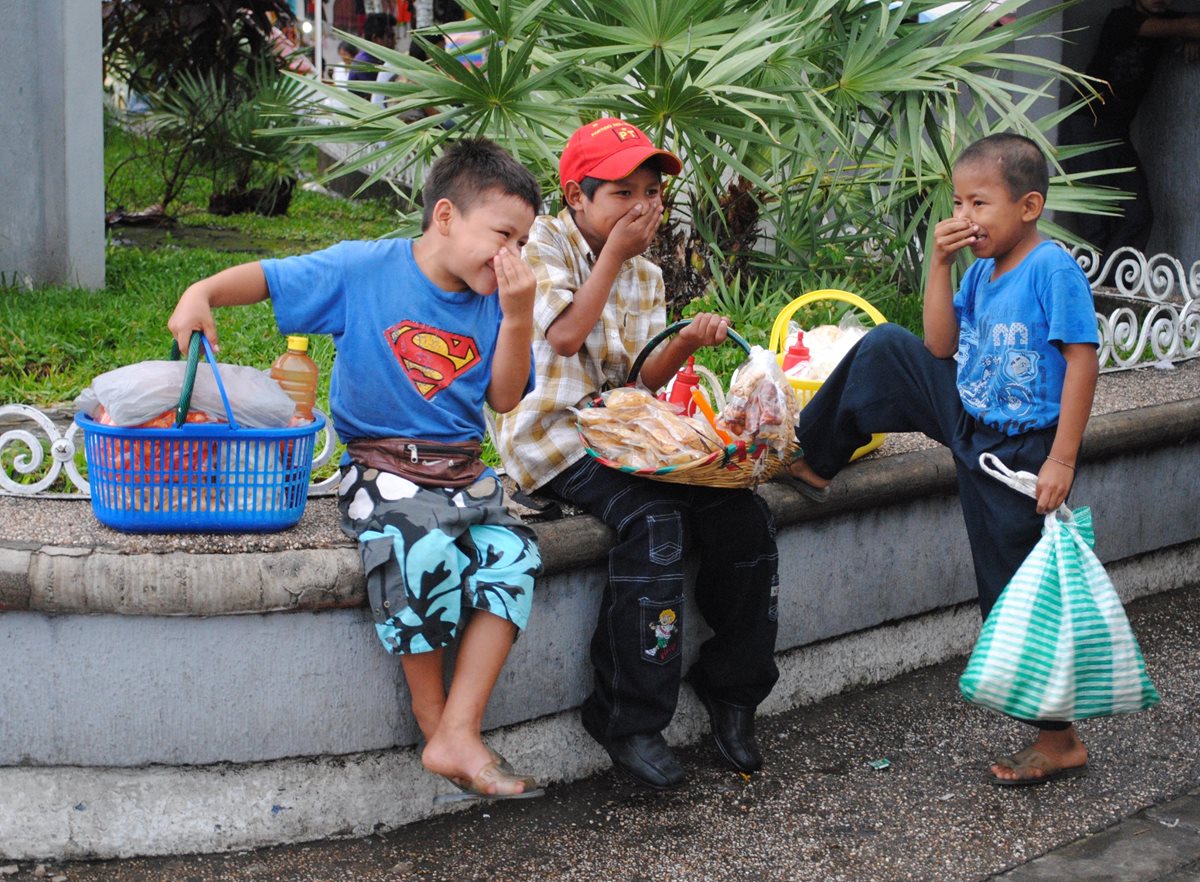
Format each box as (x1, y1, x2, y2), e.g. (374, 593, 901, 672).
(787, 456, 831, 490)
(422, 731, 532, 796)
(990, 726, 1088, 786)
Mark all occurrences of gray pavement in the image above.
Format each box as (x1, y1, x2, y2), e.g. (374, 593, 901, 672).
(4, 578, 1198, 882)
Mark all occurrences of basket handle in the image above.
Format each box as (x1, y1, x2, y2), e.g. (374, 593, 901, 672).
(625, 319, 751, 386)
(767, 289, 888, 353)
(169, 331, 240, 430)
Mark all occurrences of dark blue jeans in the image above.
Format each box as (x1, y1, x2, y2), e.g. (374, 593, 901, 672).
(796, 323, 1069, 730)
(545, 456, 780, 742)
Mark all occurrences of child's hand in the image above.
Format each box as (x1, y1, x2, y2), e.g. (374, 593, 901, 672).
(494, 247, 535, 321)
(1034, 458, 1074, 514)
(932, 217, 979, 266)
(679, 312, 731, 349)
(603, 198, 663, 264)
(168, 287, 219, 354)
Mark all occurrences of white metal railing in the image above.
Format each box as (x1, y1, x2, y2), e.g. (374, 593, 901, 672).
(1063, 244, 1200, 373)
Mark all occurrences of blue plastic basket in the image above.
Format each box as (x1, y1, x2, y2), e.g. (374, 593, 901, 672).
(76, 334, 325, 533)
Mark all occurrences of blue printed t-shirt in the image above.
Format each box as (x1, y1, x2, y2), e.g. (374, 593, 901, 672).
(262, 238, 533, 450)
(953, 240, 1098, 436)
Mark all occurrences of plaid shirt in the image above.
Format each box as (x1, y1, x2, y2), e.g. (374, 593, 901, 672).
(493, 209, 667, 492)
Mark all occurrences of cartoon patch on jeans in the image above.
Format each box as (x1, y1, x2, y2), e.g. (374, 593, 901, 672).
(645, 608, 679, 662)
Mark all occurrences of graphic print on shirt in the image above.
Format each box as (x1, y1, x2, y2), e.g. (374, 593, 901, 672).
(956, 323, 995, 412)
(384, 320, 480, 400)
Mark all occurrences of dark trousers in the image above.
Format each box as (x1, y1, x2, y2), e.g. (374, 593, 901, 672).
(545, 456, 780, 742)
(796, 324, 1069, 730)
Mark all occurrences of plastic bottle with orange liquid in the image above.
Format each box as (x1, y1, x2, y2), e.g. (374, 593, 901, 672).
(270, 335, 318, 422)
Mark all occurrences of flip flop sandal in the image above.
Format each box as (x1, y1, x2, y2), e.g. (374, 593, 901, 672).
(989, 747, 1088, 787)
(434, 760, 546, 805)
(772, 469, 832, 503)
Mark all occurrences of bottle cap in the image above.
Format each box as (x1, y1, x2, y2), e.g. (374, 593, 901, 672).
(287, 335, 310, 353)
(666, 356, 700, 411)
(784, 331, 810, 369)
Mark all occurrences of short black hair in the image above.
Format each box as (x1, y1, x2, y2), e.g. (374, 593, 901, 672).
(421, 139, 542, 230)
(955, 133, 1049, 200)
(363, 13, 396, 42)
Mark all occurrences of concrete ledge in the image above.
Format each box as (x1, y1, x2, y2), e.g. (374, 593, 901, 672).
(0, 601, 985, 860)
(2, 398, 1198, 616)
(2, 535, 1192, 861)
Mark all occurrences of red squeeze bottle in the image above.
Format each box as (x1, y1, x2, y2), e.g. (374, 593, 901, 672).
(270, 335, 318, 421)
(665, 356, 702, 415)
(782, 330, 811, 372)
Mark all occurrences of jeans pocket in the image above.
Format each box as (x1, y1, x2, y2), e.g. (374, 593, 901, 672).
(646, 511, 683, 566)
(640, 595, 684, 666)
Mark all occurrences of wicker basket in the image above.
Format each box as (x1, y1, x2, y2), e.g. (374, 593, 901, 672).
(768, 289, 888, 462)
(579, 320, 795, 488)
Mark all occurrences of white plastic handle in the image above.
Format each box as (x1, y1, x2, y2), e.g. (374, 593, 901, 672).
(978, 452, 1073, 521)
(978, 452, 1037, 498)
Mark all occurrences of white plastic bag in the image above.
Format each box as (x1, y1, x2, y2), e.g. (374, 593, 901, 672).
(75, 360, 296, 428)
(784, 314, 869, 382)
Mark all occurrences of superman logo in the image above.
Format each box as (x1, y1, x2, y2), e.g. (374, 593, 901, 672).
(384, 320, 480, 400)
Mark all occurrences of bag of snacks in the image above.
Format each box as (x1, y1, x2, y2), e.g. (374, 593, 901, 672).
(576, 387, 724, 471)
(717, 345, 799, 454)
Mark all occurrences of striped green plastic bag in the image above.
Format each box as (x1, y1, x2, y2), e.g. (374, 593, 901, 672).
(958, 454, 1160, 722)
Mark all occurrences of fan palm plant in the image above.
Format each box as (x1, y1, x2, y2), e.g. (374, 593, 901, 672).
(284, 0, 1115, 313)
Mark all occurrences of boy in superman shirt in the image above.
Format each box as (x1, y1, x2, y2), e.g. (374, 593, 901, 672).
(785, 133, 1100, 786)
(168, 139, 546, 802)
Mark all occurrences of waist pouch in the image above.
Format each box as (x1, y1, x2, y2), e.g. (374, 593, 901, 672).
(346, 437, 486, 489)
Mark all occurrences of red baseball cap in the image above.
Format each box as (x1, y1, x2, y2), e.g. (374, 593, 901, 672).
(559, 118, 682, 189)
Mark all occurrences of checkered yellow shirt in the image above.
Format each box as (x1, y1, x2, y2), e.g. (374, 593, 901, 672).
(493, 209, 667, 492)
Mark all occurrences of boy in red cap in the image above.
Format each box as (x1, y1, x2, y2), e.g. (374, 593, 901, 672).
(493, 119, 780, 789)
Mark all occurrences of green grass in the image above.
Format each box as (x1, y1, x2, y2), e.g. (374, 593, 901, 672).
(0, 247, 335, 408)
(1, 121, 404, 410)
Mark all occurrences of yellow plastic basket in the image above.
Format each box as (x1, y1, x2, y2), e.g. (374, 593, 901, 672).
(768, 289, 888, 462)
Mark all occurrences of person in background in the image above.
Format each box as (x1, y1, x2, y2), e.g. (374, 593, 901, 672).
(267, 11, 315, 75)
(1064, 0, 1200, 259)
(330, 40, 356, 86)
(348, 12, 397, 99)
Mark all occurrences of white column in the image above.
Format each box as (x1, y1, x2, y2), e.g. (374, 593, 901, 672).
(0, 0, 104, 289)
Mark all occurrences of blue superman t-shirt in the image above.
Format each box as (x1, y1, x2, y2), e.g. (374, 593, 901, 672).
(262, 238, 533, 446)
(953, 241, 1098, 435)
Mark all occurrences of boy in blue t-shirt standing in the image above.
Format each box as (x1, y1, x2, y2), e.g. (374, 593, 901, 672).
(785, 134, 1100, 786)
(168, 140, 546, 802)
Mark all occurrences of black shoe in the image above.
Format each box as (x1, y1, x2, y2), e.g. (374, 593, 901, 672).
(689, 677, 763, 773)
(582, 717, 685, 790)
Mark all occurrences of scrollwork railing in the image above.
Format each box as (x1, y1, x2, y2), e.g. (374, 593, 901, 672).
(1063, 244, 1199, 373)
(1067, 244, 1200, 304)
(0, 405, 90, 497)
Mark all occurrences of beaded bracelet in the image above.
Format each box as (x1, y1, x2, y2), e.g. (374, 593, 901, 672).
(1045, 455, 1075, 470)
